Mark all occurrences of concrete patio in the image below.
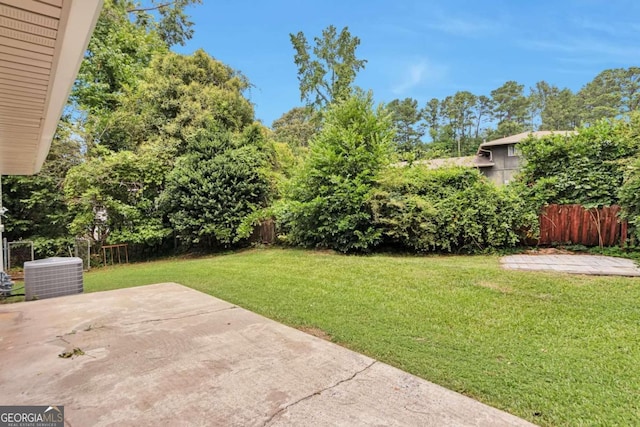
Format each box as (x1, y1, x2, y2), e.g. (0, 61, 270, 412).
(0, 283, 535, 426)
(502, 254, 640, 276)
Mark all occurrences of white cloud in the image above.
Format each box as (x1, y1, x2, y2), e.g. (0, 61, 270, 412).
(391, 59, 447, 95)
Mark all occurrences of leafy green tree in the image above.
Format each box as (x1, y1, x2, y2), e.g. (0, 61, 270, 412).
(161, 123, 271, 247)
(423, 94, 491, 157)
(424, 98, 440, 141)
(484, 120, 526, 140)
(2, 120, 81, 256)
(112, 49, 254, 153)
(541, 88, 580, 130)
(473, 95, 493, 140)
(619, 156, 640, 242)
(271, 106, 319, 148)
(578, 67, 640, 124)
(64, 146, 171, 246)
(290, 25, 367, 109)
(128, 0, 202, 47)
(528, 81, 557, 129)
(491, 80, 530, 129)
(283, 92, 394, 252)
(440, 91, 478, 156)
(72, 0, 202, 152)
(66, 44, 260, 252)
(72, 0, 167, 146)
(386, 98, 426, 156)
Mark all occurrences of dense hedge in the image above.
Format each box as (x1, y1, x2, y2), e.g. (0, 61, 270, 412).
(161, 124, 271, 247)
(619, 156, 640, 241)
(517, 116, 640, 208)
(369, 167, 536, 252)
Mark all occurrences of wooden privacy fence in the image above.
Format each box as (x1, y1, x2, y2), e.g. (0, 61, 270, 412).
(538, 204, 628, 247)
(250, 219, 276, 244)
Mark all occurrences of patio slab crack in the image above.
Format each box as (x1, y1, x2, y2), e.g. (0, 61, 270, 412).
(121, 306, 238, 325)
(262, 360, 377, 426)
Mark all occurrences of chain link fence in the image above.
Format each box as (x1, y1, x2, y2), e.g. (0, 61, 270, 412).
(74, 238, 91, 271)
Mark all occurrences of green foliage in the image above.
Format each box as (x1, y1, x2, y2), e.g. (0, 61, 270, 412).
(386, 98, 426, 156)
(619, 154, 640, 241)
(439, 91, 479, 156)
(423, 92, 492, 157)
(73, 1, 206, 152)
(120, 50, 254, 152)
(283, 92, 394, 252)
(1, 121, 80, 248)
(271, 142, 301, 179)
(421, 69, 640, 161)
(161, 123, 270, 248)
(578, 67, 640, 124)
(518, 116, 640, 208)
(31, 237, 76, 259)
(73, 0, 167, 117)
(490, 80, 530, 125)
(483, 120, 526, 141)
(541, 88, 580, 130)
(129, 0, 202, 47)
(64, 148, 171, 246)
(271, 106, 319, 148)
(369, 167, 536, 252)
(290, 25, 367, 109)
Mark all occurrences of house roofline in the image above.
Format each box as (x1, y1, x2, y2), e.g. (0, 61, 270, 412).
(478, 130, 576, 149)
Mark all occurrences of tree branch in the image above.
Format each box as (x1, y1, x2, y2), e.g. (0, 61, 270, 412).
(127, 1, 175, 13)
(314, 86, 329, 105)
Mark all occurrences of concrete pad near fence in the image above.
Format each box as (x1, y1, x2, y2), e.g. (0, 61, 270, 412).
(502, 254, 640, 276)
(0, 283, 536, 427)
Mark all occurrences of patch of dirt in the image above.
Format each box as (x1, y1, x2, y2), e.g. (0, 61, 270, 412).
(524, 247, 576, 255)
(476, 281, 513, 294)
(297, 326, 332, 341)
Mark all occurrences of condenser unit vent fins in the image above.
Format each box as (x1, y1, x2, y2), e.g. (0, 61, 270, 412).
(24, 257, 83, 301)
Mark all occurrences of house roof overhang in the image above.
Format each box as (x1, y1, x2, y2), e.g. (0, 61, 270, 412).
(0, 0, 103, 175)
(478, 130, 577, 149)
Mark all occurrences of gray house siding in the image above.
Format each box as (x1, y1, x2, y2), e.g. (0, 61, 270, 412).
(480, 144, 521, 185)
(477, 131, 575, 185)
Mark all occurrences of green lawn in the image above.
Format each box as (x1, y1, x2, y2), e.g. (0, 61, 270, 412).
(83, 248, 640, 426)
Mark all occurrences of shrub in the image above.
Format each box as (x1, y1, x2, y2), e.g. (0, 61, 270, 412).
(369, 166, 536, 252)
(619, 155, 640, 241)
(283, 92, 394, 252)
(161, 124, 270, 248)
(518, 116, 640, 208)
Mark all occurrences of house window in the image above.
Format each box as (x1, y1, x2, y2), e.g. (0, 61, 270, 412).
(507, 144, 519, 157)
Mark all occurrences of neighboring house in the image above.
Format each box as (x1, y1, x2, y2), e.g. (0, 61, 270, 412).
(474, 131, 576, 185)
(397, 131, 576, 185)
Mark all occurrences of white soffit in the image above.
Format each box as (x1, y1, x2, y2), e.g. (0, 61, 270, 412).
(0, 0, 103, 175)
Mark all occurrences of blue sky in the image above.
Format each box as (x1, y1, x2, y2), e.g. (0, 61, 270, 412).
(176, 0, 640, 127)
